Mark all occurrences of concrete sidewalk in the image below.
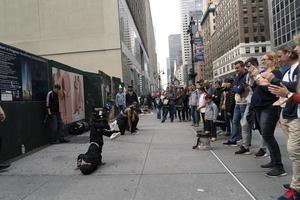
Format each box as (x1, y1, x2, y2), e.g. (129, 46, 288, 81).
(0, 114, 291, 200)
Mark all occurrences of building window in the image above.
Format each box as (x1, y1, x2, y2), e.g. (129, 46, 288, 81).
(246, 47, 250, 54)
(245, 37, 250, 43)
(252, 7, 256, 13)
(254, 36, 258, 42)
(243, 17, 248, 24)
(255, 47, 259, 53)
(261, 36, 266, 42)
(253, 17, 257, 23)
(244, 27, 249, 33)
(260, 26, 265, 32)
(243, 8, 248, 14)
(253, 26, 258, 32)
(262, 46, 266, 52)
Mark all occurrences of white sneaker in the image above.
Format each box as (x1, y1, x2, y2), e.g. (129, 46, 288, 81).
(110, 132, 121, 140)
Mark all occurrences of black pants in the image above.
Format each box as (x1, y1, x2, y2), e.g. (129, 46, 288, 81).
(47, 113, 65, 142)
(182, 105, 190, 121)
(117, 116, 127, 135)
(255, 105, 283, 169)
(176, 106, 183, 121)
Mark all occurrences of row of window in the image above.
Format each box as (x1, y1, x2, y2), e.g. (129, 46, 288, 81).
(245, 36, 266, 43)
(243, 0, 264, 3)
(243, 16, 265, 24)
(243, 6, 264, 14)
(244, 26, 265, 33)
(214, 45, 268, 69)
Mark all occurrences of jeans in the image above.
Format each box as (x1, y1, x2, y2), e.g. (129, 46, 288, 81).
(156, 107, 162, 119)
(231, 104, 247, 142)
(241, 104, 252, 148)
(162, 105, 174, 121)
(255, 105, 283, 169)
(191, 105, 199, 126)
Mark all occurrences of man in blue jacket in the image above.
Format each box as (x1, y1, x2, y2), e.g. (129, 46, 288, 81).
(223, 61, 249, 146)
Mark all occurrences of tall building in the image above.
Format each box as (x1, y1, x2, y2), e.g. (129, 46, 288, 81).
(175, 65, 185, 85)
(268, 0, 300, 49)
(201, 1, 218, 81)
(166, 57, 171, 83)
(168, 34, 182, 82)
(180, 0, 203, 84)
(212, 0, 271, 80)
(0, 0, 157, 95)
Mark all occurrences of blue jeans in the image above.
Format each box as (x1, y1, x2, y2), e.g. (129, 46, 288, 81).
(191, 106, 199, 125)
(156, 107, 162, 119)
(231, 104, 247, 142)
(255, 105, 283, 168)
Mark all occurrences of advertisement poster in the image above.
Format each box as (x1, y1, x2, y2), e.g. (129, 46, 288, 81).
(194, 31, 205, 62)
(0, 44, 48, 101)
(52, 67, 85, 124)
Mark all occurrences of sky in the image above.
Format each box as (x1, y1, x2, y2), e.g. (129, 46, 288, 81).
(149, 0, 181, 86)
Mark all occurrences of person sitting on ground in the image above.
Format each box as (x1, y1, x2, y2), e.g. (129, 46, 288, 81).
(117, 102, 139, 135)
(76, 106, 120, 175)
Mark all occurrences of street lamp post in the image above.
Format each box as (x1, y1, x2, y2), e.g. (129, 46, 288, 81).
(187, 16, 196, 84)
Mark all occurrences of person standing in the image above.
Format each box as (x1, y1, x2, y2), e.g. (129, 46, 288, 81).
(190, 84, 199, 127)
(197, 86, 207, 128)
(125, 86, 139, 107)
(46, 84, 70, 144)
(248, 52, 286, 177)
(220, 78, 235, 137)
(175, 88, 184, 122)
(0, 105, 10, 171)
(267, 36, 300, 199)
(115, 87, 125, 114)
(204, 95, 218, 140)
(223, 61, 249, 146)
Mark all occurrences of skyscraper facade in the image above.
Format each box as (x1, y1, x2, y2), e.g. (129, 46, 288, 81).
(212, 0, 271, 80)
(268, 0, 300, 49)
(0, 0, 158, 95)
(168, 34, 182, 82)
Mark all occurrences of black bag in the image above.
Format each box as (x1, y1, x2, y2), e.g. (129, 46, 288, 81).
(69, 121, 85, 135)
(77, 142, 102, 175)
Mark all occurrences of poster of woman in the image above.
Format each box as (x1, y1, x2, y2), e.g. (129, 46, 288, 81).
(52, 68, 85, 124)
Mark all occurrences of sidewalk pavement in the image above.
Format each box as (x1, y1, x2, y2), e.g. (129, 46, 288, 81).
(0, 113, 292, 200)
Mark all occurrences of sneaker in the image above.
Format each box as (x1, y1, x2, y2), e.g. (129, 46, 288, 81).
(235, 146, 251, 155)
(260, 162, 274, 168)
(161, 119, 165, 123)
(211, 137, 217, 142)
(110, 132, 121, 140)
(0, 163, 10, 172)
(254, 148, 268, 157)
(266, 168, 287, 177)
(237, 139, 242, 143)
(283, 184, 291, 191)
(223, 141, 238, 146)
(192, 145, 198, 149)
(278, 188, 300, 200)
